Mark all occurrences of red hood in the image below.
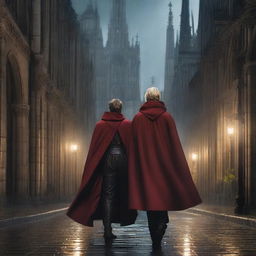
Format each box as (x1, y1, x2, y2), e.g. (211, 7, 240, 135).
(101, 112, 125, 122)
(140, 101, 166, 121)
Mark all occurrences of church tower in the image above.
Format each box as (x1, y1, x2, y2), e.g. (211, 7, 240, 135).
(167, 0, 200, 124)
(80, 0, 141, 120)
(164, 2, 175, 107)
(107, 0, 129, 48)
(80, 1, 103, 52)
(80, 1, 107, 123)
(105, 0, 141, 119)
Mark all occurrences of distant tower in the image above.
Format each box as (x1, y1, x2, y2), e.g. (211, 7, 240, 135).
(80, 1, 106, 123)
(105, 0, 141, 118)
(174, 30, 180, 63)
(80, 1, 103, 52)
(107, 0, 129, 48)
(168, 0, 200, 122)
(164, 1, 175, 106)
(179, 0, 191, 53)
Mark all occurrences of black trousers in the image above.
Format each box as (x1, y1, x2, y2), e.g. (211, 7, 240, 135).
(147, 211, 169, 243)
(102, 150, 127, 228)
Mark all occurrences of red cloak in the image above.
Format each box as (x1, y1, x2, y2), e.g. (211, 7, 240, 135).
(66, 112, 137, 227)
(128, 101, 202, 211)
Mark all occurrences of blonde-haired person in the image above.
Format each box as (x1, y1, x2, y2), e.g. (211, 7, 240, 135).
(129, 87, 202, 251)
(144, 87, 161, 101)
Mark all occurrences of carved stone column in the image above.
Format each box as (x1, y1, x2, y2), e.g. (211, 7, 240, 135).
(0, 32, 6, 199)
(12, 104, 30, 198)
(235, 61, 256, 213)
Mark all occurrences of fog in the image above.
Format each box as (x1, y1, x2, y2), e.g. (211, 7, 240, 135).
(71, 0, 199, 95)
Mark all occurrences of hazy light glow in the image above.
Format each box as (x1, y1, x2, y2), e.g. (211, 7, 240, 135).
(70, 144, 78, 152)
(183, 233, 193, 256)
(191, 153, 198, 161)
(71, 0, 200, 97)
(227, 127, 235, 135)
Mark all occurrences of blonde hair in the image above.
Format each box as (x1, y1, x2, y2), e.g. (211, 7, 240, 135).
(144, 87, 161, 102)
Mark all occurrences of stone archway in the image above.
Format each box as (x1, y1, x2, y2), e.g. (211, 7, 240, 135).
(5, 52, 29, 199)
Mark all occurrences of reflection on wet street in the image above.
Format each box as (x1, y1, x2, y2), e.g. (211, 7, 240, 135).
(0, 211, 256, 255)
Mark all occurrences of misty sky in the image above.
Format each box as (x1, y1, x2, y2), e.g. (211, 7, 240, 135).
(71, 0, 199, 96)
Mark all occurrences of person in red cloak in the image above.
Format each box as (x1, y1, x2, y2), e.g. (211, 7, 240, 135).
(129, 87, 202, 250)
(66, 99, 137, 241)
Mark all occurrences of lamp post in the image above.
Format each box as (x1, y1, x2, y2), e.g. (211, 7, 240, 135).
(230, 116, 248, 214)
(191, 152, 198, 184)
(227, 127, 234, 169)
(70, 144, 79, 192)
(227, 126, 236, 204)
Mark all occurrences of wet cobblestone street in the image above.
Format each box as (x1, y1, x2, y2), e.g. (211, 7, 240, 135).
(1, 210, 256, 255)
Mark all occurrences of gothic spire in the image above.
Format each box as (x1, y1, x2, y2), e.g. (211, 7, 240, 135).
(166, 1, 174, 57)
(165, 2, 175, 59)
(110, 0, 127, 26)
(179, 0, 191, 52)
(88, 0, 93, 9)
(168, 1, 173, 26)
(107, 0, 129, 48)
(164, 1, 175, 100)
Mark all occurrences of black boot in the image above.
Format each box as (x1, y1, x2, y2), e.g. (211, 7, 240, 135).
(103, 199, 117, 240)
(152, 223, 167, 250)
(104, 227, 117, 240)
(147, 211, 168, 251)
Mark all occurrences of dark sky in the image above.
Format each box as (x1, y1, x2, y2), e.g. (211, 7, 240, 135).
(71, 0, 199, 96)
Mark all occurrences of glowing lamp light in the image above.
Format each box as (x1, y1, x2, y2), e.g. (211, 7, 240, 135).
(70, 144, 78, 152)
(191, 153, 198, 161)
(227, 127, 234, 135)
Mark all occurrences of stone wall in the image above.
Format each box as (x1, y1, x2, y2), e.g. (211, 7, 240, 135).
(167, 1, 256, 209)
(0, 0, 93, 203)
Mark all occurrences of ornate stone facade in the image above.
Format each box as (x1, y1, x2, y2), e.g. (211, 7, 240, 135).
(0, 0, 93, 203)
(164, 0, 256, 211)
(80, 0, 141, 121)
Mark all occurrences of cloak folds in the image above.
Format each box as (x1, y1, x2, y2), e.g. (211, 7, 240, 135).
(129, 101, 202, 211)
(66, 112, 137, 227)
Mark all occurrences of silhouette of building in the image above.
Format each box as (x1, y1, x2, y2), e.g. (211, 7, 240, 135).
(0, 0, 93, 203)
(164, 0, 256, 212)
(164, 0, 200, 127)
(80, 0, 141, 120)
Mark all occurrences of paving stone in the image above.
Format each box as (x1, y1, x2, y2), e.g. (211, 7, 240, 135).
(0, 211, 256, 255)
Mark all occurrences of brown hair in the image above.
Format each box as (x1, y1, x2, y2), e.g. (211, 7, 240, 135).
(108, 99, 123, 113)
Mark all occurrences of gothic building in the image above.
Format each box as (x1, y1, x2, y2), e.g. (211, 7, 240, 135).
(164, 0, 200, 126)
(164, 0, 256, 212)
(0, 0, 93, 203)
(80, 0, 141, 120)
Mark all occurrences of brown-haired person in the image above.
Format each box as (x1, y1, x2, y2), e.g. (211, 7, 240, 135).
(67, 99, 137, 242)
(129, 87, 202, 250)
